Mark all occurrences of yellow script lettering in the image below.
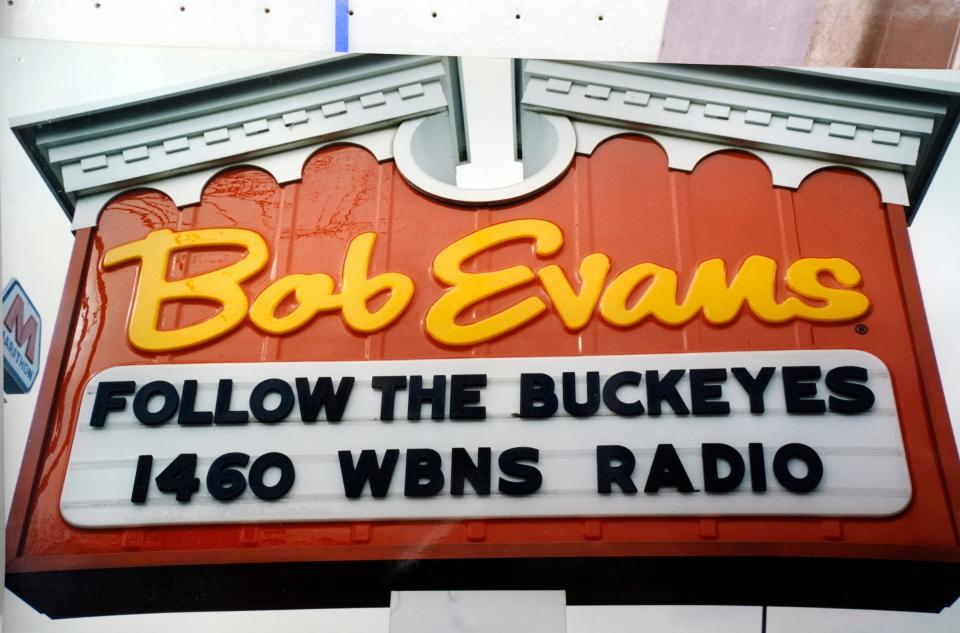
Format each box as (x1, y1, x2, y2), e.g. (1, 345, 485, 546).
(426, 219, 562, 346)
(600, 254, 867, 327)
(682, 256, 791, 324)
(249, 232, 414, 334)
(538, 253, 611, 331)
(103, 221, 871, 352)
(600, 262, 688, 327)
(784, 257, 870, 321)
(102, 228, 268, 352)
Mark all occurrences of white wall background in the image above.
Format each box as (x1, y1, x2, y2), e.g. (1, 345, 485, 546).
(1, 37, 959, 632)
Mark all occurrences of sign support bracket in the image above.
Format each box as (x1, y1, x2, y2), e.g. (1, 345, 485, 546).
(389, 590, 567, 633)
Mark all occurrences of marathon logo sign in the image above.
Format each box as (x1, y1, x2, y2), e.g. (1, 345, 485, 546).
(3, 279, 41, 394)
(61, 350, 911, 528)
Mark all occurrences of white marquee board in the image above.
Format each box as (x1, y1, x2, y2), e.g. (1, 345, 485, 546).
(61, 350, 911, 528)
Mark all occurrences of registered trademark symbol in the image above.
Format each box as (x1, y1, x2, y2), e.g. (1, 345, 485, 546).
(855, 324, 868, 335)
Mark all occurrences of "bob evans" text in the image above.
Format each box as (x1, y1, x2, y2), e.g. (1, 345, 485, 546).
(103, 219, 871, 352)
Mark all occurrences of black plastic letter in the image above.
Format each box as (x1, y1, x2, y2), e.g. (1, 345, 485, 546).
(645, 370, 690, 416)
(249, 452, 295, 501)
(296, 376, 354, 422)
(773, 443, 823, 493)
(178, 379, 213, 426)
(372, 376, 407, 421)
(498, 447, 542, 495)
(249, 378, 295, 423)
(206, 452, 250, 501)
(519, 374, 558, 418)
(130, 455, 153, 504)
(701, 443, 745, 493)
(643, 444, 695, 493)
(690, 369, 730, 416)
(404, 448, 445, 496)
(132, 381, 179, 426)
(596, 445, 638, 494)
(90, 381, 135, 427)
(782, 366, 826, 414)
(563, 371, 601, 417)
(826, 366, 875, 414)
(602, 371, 644, 416)
(451, 447, 491, 495)
(450, 374, 487, 420)
(408, 375, 447, 421)
(338, 449, 399, 498)
(731, 367, 775, 414)
(749, 443, 767, 492)
(213, 379, 249, 425)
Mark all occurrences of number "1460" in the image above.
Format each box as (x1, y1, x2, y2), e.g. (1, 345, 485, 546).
(131, 452, 295, 503)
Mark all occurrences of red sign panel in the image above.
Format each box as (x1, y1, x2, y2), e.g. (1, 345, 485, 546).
(7, 140, 960, 616)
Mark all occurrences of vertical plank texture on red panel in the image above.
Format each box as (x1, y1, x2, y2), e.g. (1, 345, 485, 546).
(6, 139, 959, 615)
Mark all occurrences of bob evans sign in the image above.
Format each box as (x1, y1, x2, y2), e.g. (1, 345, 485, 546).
(62, 350, 910, 527)
(103, 219, 870, 352)
(11, 59, 960, 617)
(62, 216, 904, 527)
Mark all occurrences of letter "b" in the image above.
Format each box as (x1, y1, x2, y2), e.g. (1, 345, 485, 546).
(104, 228, 268, 352)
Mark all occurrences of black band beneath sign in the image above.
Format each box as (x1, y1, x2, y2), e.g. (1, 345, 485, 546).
(7, 556, 959, 619)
